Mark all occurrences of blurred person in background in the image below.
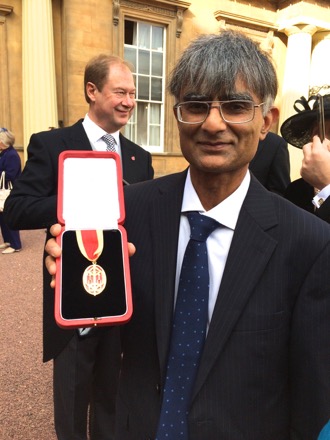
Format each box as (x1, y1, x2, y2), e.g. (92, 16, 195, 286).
(282, 94, 330, 223)
(0, 127, 22, 254)
(249, 131, 290, 196)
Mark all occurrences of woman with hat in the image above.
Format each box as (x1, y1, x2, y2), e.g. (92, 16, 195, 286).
(0, 127, 22, 253)
(281, 93, 330, 222)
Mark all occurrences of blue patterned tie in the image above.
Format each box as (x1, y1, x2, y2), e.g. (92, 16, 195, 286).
(156, 212, 220, 440)
(102, 133, 117, 152)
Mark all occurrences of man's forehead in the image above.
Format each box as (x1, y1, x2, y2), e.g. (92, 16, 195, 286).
(179, 79, 258, 102)
(180, 90, 256, 101)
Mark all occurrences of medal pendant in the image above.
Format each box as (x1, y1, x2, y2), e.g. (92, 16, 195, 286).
(82, 263, 107, 296)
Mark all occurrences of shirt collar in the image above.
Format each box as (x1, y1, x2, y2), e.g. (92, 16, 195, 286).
(181, 168, 250, 230)
(82, 114, 120, 145)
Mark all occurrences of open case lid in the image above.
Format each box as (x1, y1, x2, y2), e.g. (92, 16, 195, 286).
(57, 150, 125, 229)
(55, 150, 132, 328)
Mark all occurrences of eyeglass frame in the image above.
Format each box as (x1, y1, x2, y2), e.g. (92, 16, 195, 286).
(173, 100, 265, 125)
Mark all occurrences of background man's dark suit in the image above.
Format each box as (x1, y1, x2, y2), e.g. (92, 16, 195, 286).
(4, 119, 153, 361)
(249, 131, 290, 196)
(4, 119, 153, 439)
(114, 170, 330, 440)
(285, 178, 330, 223)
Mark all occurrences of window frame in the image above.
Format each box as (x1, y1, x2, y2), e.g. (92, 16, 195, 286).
(123, 19, 166, 153)
(112, 0, 186, 155)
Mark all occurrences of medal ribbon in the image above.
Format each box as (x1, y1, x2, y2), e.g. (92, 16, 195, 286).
(76, 230, 104, 262)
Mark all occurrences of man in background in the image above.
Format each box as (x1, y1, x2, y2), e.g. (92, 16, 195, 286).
(4, 54, 153, 440)
(249, 131, 290, 196)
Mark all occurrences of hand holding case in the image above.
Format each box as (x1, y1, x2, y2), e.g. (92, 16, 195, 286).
(54, 150, 132, 328)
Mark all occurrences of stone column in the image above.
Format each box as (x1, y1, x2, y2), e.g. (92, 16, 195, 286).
(310, 31, 330, 95)
(279, 25, 317, 126)
(22, 0, 58, 154)
(279, 24, 317, 180)
(0, 6, 13, 129)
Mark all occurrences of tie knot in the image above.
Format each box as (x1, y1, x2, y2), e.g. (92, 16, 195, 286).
(102, 134, 117, 152)
(186, 212, 219, 242)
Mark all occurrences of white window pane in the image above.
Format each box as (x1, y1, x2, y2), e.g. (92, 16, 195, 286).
(150, 126, 160, 146)
(123, 109, 136, 142)
(150, 104, 161, 124)
(123, 122, 135, 141)
(152, 26, 163, 51)
(152, 52, 163, 76)
(138, 23, 150, 48)
(136, 103, 148, 146)
(151, 78, 162, 101)
(124, 47, 136, 72)
(138, 76, 150, 100)
(139, 49, 150, 75)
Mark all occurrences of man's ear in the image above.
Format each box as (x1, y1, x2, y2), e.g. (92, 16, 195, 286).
(260, 107, 279, 140)
(86, 82, 97, 103)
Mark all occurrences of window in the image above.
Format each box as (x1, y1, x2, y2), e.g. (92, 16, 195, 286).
(123, 20, 165, 152)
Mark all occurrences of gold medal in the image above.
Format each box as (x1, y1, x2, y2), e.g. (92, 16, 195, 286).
(82, 262, 107, 296)
(76, 230, 107, 296)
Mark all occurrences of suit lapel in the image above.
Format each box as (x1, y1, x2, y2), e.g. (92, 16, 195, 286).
(66, 120, 92, 151)
(193, 178, 279, 397)
(150, 172, 187, 377)
(120, 134, 140, 183)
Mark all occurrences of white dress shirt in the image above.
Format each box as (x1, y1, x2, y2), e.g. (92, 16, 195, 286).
(313, 183, 330, 208)
(82, 114, 121, 158)
(175, 168, 250, 326)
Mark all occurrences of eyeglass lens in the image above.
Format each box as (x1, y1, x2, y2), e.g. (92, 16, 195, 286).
(178, 101, 255, 124)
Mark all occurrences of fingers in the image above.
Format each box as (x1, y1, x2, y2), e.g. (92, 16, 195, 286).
(45, 255, 56, 289)
(128, 242, 136, 257)
(302, 141, 312, 156)
(50, 223, 62, 238)
(44, 224, 62, 289)
(45, 236, 62, 258)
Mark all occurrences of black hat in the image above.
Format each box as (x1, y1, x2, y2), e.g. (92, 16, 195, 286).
(280, 94, 330, 149)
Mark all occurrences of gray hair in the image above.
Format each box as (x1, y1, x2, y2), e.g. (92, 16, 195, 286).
(168, 30, 278, 113)
(0, 128, 15, 147)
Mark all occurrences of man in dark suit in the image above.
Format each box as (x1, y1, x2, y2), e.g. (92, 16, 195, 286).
(45, 31, 330, 439)
(4, 54, 153, 440)
(282, 94, 330, 223)
(249, 131, 290, 195)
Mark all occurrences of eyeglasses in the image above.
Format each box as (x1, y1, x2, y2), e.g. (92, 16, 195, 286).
(0, 127, 8, 132)
(174, 100, 265, 124)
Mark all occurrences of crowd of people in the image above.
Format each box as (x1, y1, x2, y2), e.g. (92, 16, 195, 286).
(3, 29, 330, 440)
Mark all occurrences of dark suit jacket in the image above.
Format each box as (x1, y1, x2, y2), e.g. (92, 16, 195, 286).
(115, 171, 330, 440)
(250, 131, 290, 196)
(3, 120, 153, 361)
(285, 177, 330, 223)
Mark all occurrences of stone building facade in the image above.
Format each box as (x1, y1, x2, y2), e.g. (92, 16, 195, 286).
(1, 0, 330, 178)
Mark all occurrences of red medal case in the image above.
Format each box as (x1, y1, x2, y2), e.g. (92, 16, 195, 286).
(55, 150, 132, 329)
